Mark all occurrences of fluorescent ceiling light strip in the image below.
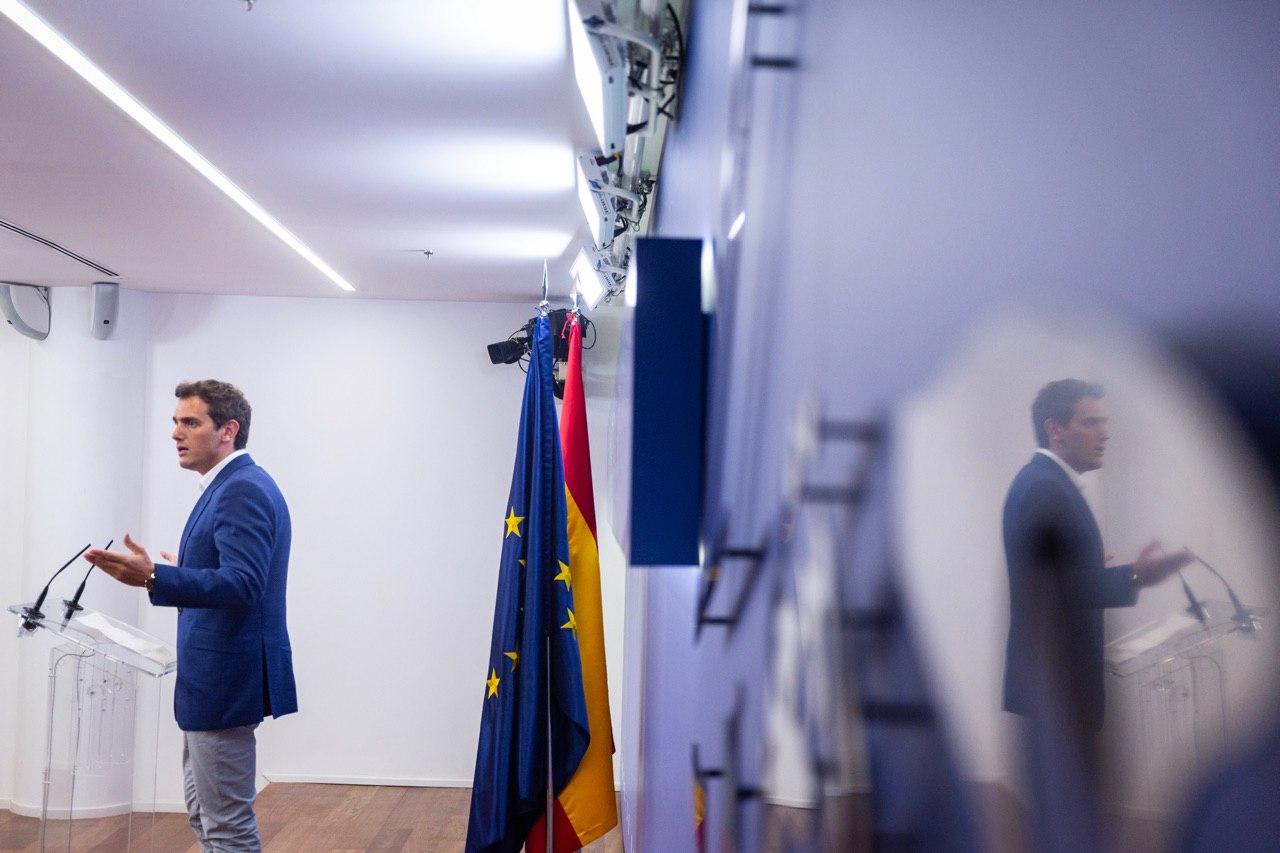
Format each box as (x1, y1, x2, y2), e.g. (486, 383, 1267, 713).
(0, 0, 356, 292)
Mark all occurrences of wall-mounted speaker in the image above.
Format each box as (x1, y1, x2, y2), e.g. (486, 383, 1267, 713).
(0, 282, 51, 341)
(90, 282, 119, 340)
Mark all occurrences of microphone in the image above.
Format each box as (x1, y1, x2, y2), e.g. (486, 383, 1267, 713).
(1178, 571, 1208, 626)
(62, 539, 112, 622)
(20, 544, 92, 631)
(1195, 553, 1259, 634)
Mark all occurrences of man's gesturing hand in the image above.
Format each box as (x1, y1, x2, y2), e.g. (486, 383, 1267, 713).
(1132, 540, 1194, 587)
(84, 533, 155, 588)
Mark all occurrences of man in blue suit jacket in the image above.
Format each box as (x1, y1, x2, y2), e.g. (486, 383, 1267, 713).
(1002, 380, 1190, 732)
(87, 379, 296, 852)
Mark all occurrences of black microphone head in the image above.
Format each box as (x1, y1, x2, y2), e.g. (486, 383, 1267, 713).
(62, 580, 89, 621)
(62, 542, 107, 621)
(30, 543, 93, 617)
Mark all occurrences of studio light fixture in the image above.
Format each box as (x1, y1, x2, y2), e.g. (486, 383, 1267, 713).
(576, 152, 651, 254)
(578, 153, 644, 209)
(572, 246, 630, 310)
(565, 1, 685, 308)
(576, 155, 617, 247)
(0, 0, 357, 293)
(567, 0, 629, 158)
(571, 248, 608, 309)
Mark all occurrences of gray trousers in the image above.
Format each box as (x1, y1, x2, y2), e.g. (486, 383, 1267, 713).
(182, 724, 262, 853)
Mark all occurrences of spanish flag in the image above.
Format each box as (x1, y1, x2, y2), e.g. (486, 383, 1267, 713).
(526, 314, 619, 851)
(466, 315, 590, 853)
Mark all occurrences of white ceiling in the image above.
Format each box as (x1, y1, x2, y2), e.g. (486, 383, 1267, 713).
(0, 0, 596, 301)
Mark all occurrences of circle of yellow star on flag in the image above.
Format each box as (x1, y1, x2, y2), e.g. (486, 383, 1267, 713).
(504, 507, 525, 538)
(485, 667, 500, 699)
(553, 560, 572, 590)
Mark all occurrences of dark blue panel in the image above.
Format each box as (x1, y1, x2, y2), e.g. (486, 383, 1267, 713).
(630, 237, 706, 566)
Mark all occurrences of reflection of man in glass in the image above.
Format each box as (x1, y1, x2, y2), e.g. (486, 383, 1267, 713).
(1002, 379, 1192, 731)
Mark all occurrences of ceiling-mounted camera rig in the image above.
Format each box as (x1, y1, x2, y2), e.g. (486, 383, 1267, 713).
(486, 308, 597, 399)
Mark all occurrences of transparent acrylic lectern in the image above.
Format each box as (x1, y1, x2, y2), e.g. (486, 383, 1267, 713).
(1105, 599, 1264, 811)
(9, 603, 176, 852)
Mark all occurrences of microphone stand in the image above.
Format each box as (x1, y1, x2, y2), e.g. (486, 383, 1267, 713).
(20, 544, 92, 631)
(62, 539, 112, 623)
(1194, 553, 1259, 634)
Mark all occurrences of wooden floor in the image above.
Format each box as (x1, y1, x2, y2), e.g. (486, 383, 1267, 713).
(0, 785, 624, 852)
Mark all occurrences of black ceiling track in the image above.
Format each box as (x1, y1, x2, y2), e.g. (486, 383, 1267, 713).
(0, 218, 119, 277)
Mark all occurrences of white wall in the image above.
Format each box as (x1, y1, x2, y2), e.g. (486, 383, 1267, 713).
(1, 287, 152, 814)
(3, 288, 628, 812)
(894, 312, 1280, 810)
(0, 323, 31, 808)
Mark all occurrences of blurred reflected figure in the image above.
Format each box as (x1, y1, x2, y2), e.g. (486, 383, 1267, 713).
(1002, 380, 1193, 732)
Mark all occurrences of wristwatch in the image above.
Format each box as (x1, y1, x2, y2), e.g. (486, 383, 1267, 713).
(144, 572, 156, 593)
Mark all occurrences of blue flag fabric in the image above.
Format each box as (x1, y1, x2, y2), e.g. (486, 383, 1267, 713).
(466, 315, 591, 853)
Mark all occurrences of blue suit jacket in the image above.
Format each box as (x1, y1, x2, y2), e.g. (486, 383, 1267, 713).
(150, 453, 298, 731)
(1002, 453, 1136, 731)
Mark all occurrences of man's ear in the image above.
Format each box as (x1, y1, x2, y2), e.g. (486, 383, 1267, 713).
(1043, 418, 1063, 443)
(222, 419, 241, 446)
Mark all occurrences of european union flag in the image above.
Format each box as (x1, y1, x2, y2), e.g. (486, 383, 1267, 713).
(466, 314, 591, 853)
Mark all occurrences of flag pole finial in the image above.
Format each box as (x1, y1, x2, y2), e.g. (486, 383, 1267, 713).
(539, 261, 551, 316)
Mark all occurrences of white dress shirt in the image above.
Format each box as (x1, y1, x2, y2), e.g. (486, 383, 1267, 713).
(198, 449, 249, 493)
(1035, 448, 1084, 491)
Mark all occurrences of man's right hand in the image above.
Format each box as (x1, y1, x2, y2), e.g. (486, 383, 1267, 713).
(159, 551, 177, 565)
(1132, 540, 1194, 587)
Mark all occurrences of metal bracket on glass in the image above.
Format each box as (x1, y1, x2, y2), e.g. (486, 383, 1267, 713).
(696, 546, 767, 637)
(799, 482, 867, 505)
(841, 606, 899, 633)
(859, 699, 937, 727)
(817, 419, 884, 445)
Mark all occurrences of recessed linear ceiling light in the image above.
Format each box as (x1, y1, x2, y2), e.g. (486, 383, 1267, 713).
(0, 0, 356, 293)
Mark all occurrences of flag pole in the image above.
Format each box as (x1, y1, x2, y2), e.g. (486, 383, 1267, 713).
(546, 633, 554, 853)
(542, 259, 554, 853)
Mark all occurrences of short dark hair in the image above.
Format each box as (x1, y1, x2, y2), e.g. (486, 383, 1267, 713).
(175, 380, 251, 450)
(1031, 379, 1103, 448)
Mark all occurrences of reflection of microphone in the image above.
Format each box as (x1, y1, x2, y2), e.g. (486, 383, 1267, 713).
(20, 544, 92, 631)
(1195, 553, 1258, 634)
(1179, 571, 1208, 626)
(63, 539, 112, 622)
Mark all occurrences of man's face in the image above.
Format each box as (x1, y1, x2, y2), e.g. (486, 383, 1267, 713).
(171, 396, 236, 475)
(1048, 396, 1109, 473)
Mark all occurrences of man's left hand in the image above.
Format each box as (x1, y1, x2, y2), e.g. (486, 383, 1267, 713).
(84, 533, 154, 588)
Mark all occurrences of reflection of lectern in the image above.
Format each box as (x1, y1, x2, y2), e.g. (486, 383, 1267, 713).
(1105, 600, 1264, 813)
(8, 603, 176, 851)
